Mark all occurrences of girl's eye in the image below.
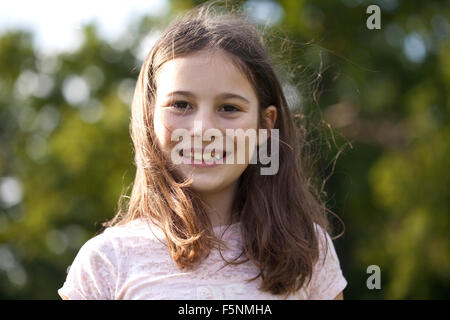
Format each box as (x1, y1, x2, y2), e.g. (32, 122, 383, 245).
(220, 104, 239, 112)
(169, 101, 191, 111)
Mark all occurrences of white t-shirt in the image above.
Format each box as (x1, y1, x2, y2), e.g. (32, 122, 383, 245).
(58, 218, 347, 300)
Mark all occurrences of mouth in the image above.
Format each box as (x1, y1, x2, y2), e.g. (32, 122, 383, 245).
(179, 149, 228, 162)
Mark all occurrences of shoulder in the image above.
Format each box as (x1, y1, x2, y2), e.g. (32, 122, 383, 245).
(73, 220, 137, 262)
(312, 223, 333, 262)
(88, 218, 170, 268)
(311, 222, 342, 269)
(79, 228, 117, 256)
(66, 221, 135, 277)
(57, 230, 119, 300)
(58, 218, 163, 300)
(306, 223, 347, 300)
(93, 218, 166, 250)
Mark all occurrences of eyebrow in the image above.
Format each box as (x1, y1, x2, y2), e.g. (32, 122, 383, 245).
(165, 90, 250, 104)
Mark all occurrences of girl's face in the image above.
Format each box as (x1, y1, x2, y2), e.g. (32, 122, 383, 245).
(153, 49, 271, 194)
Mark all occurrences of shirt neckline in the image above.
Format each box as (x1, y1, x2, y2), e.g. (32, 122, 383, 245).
(212, 221, 240, 229)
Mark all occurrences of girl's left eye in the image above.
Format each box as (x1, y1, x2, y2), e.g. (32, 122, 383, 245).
(220, 104, 239, 112)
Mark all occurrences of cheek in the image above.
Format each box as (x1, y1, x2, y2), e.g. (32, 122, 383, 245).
(153, 108, 185, 148)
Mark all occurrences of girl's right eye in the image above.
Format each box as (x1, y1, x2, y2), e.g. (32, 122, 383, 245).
(169, 101, 191, 111)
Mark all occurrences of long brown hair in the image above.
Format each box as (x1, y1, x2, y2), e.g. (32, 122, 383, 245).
(103, 1, 342, 298)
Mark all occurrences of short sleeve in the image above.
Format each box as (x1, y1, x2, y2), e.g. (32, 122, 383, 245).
(58, 233, 118, 300)
(307, 225, 347, 300)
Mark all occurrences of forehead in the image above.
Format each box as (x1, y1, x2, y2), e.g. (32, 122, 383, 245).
(155, 50, 257, 101)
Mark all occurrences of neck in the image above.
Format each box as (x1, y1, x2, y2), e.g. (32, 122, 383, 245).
(197, 181, 239, 228)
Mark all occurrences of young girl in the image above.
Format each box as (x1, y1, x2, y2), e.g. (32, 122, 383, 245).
(58, 3, 347, 300)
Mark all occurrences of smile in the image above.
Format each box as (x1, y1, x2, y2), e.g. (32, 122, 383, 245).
(179, 149, 228, 167)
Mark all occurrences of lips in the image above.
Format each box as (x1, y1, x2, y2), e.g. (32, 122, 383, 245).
(178, 149, 227, 161)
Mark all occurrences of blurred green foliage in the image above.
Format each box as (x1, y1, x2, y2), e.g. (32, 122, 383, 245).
(0, 0, 448, 299)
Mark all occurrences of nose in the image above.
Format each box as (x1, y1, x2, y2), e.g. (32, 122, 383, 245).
(191, 105, 219, 137)
(189, 104, 222, 149)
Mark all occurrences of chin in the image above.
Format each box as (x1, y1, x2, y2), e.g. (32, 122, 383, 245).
(186, 166, 247, 194)
(189, 176, 231, 194)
